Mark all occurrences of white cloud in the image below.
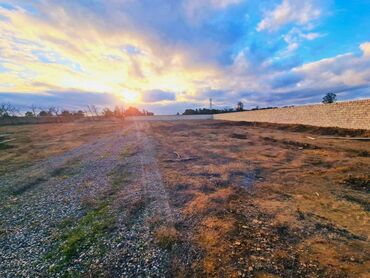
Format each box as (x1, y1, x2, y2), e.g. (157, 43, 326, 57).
(257, 0, 321, 32)
(282, 28, 323, 54)
(293, 43, 370, 88)
(360, 42, 370, 57)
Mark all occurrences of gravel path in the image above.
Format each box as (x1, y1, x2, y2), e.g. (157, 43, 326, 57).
(0, 121, 176, 277)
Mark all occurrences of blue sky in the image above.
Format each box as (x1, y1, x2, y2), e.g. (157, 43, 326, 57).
(0, 0, 369, 114)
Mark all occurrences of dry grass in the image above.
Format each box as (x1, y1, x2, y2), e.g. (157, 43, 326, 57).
(0, 119, 125, 176)
(149, 120, 370, 277)
(1, 119, 368, 276)
(155, 226, 180, 249)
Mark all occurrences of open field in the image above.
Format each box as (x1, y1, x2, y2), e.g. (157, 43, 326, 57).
(0, 120, 369, 277)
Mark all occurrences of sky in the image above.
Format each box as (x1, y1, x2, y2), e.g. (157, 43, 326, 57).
(0, 0, 370, 114)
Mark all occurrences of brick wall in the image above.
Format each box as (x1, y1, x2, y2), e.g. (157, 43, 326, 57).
(214, 99, 370, 130)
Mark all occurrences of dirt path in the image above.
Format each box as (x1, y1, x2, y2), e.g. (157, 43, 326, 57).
(0, 121, 176, 277)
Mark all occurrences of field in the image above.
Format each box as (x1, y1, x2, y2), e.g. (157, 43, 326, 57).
(0, 120, 369, 277)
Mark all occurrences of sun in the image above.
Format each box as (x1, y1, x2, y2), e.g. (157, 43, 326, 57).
(120, 91, 140, 103)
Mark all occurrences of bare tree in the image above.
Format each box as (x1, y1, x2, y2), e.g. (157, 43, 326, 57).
(0, 103, 19, 118)
(30, 105, 38, 116)
(87, 105, 100, 120)
(90, 105, 100, 119)
(48, 106, 61, 116)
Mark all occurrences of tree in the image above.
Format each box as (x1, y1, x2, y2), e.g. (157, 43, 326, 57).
(73, 110, 85, 117)
(124, 107, 142, 116)
(102, 108, 114, 117)
(0, 103, 18, 118)
(30, 105, 38, 116)
(322, 93, 337, 104)
(38, 110, 51, 117)
(114, 106, 123, 117)
(25, 111, 34, 117)
(61, 110, 72, 116)
(236, 101, 244, 111)
(48, 106, 60, 116)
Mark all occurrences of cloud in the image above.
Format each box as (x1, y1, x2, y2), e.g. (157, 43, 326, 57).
(0, 90, 119, 111)
(183, 0, 243, 23)
(141, 90, 176, 103)
(270, 72, 303, 89)
(361, 42, 370, 57)
(257, 0, 322, 32)
(282, 28, 323, 54)
(294, 43, 370, 88)
(0, 1, 369, 114)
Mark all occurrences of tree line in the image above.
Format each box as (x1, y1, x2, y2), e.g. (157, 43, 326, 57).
(0, 104, 154, 119)
(182, 101, 279, 115)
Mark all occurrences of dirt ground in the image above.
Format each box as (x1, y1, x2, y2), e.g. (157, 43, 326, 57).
(0, 120, 369, 277)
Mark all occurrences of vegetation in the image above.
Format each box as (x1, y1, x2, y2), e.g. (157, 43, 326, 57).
(155, 226, 179, 249)
(46, 141, 134, 275)
(150, 120, 370, 276)
(183, 108, 234, 115)
(236, 101, 244, 111)
(322, 92, 337, 104)
(182, 101, 278, 115)
(0, 103, 18, 118)
(1, 103, 154, 120)
(47, 203, 114, 274)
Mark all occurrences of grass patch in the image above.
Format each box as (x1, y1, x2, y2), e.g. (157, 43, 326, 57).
(47, 203, 114, 274)
(155, 226, 180, 249)
(342, 194, 370, 212)
(50, 158, 82, 179)
(0, 142, 15, 150)
(230, 133, 247, 140)
(343, 175, 370, 193)
(12, 176, 47, 195)
(47, 152, 133, 275)
(108, 164, 131, 188)
(120, 145, 138, 158)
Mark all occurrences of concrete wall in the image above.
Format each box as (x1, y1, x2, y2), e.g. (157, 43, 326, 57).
(214, 99, 370, 130)
(126, 114, 213, 121)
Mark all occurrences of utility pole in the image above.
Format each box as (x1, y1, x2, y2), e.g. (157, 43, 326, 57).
(209, 98, 212, 110)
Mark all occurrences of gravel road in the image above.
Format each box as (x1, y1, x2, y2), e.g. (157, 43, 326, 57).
(0, 121, 176, 277)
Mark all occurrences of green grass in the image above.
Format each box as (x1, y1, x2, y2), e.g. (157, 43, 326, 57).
(46, 159, 134, 275)
(108, 164, 131, 188)
(47, 203, 114, 275)
(45, 144, 137, 276)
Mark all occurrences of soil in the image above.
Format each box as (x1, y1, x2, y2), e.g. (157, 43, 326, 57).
(0, 120, 369, 277)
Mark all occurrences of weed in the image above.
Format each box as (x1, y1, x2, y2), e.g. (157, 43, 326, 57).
(342, 194, 370, 211)
(108, 164, 131, 188)
(47, 203, 114, 274)
(155, 226, 180, 249)
(230, 133, 247, 140)
(120, 146, 138, 158)
(343, 175, 370, 193)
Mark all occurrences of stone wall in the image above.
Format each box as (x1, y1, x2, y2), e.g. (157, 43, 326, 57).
(214, 99, 370, 130)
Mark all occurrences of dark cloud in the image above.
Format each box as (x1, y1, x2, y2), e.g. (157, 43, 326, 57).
(270, 72, 303, 89)
(141, 90, 176, 103)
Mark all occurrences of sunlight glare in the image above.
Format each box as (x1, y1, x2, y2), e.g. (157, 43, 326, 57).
(120, 91, 140, 103)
